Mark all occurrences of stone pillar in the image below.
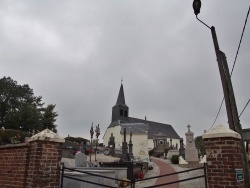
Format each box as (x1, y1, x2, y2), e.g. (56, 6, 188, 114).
(26, 129, 65, 188)
(203, 125, 245, 188)
(185, 125, 199, 163)
(121, 128, 128, 162)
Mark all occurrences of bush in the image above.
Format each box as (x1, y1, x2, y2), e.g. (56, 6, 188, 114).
(148, 149, 154, 156)
(171, 155, 179, 164)
(0, 129, 31, 145)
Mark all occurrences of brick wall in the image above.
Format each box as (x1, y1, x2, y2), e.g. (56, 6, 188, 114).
(0, 129, 64, 188)
(203, 125, 247, 188)
(0, 144, 30, 187)
(203, 135, 245, 188)
(26, 140, 63, 188)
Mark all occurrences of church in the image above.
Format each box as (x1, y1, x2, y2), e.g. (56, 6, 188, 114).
(103, 83, 180, 159)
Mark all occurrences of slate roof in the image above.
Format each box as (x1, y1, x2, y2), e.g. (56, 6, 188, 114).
(116, 83, 127, 106)
(108, 117, 180, 139)
(120, 123, 149, 135)
(129, 117, 180, 139)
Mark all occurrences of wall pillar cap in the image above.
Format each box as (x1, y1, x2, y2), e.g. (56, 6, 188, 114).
(28, 129, 65, 143)
(202, 124, 241, 139)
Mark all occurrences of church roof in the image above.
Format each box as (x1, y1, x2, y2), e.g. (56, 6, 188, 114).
(115, 83, 127, 106)
(108, 117, 180, 139)
(128, 117, 180, 139)
(120, 123, 149, 135)
(154, 131, 166, 137)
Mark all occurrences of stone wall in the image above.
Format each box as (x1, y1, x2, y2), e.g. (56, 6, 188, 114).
(0, 129, 64, 188)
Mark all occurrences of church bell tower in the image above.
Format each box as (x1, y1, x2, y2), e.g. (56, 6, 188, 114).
(111, 83, 129, 122)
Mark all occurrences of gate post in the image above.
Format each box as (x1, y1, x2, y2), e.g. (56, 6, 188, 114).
(60, 163, 65, 188)
(26, 129, 65, 188)
(203, 125, 246, 188)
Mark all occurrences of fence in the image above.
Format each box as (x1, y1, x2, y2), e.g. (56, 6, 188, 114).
(60, 162, 208, 188)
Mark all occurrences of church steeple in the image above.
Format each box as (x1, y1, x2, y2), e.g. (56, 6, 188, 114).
(116, 83, 126, 105)
(112, 83, 129, 123)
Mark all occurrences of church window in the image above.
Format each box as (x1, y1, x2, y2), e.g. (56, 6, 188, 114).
(120, 109, 123, 116)
(124, 110, 128, 117)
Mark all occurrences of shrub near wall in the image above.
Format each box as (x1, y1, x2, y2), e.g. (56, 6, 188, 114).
(0, 129, 31, 145)
(171, 155, 179, 164)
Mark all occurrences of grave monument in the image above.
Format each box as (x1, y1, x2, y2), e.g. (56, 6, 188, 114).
(128, 132, 134, 161)
(121, 128, 128, 162)
(108, 133, 115, 156)
(184, 125, 199, 165)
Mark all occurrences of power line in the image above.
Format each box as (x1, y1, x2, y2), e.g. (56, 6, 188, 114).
(210, 4, 250, 129)
(239, 99, 250, 118)
(209, 98, 224, 131)
(230, 4, 250, 76)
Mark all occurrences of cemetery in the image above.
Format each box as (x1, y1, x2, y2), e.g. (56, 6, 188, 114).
(1, 122, 249, 187)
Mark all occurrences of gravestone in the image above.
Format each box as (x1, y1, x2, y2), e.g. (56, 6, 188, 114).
(75, 153, 87, 167)
(185, 125, 199, 163)
(108, 133, 115, 156)
(179, 138, 185, 159)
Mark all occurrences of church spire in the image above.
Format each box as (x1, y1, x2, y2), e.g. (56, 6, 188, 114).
(116, 83, 126, 105)
(111, 82, 129, 123)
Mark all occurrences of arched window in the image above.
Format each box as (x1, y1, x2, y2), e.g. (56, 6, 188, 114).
(124, 110, 128, 117)
(120, 109, 123, 116)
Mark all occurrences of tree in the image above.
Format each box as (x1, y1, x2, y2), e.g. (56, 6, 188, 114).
(0, 77, 58, 132)
(195, 136, 206, 156)
(41, 104, 58, 133)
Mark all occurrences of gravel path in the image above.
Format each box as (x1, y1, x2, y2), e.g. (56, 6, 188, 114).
(153, 158, 205, 188)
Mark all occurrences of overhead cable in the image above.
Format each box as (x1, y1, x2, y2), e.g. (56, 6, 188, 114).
(239, 99, 250, 118)
(230, 4, 250, 76)
(209, 98, 224, 131)
(210, 4, 250, 129)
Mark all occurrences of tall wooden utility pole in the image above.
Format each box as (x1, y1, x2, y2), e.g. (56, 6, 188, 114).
(211, 27, 250, 186)
(192, 1, 250, 185)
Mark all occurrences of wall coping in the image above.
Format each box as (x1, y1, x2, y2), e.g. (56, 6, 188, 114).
(28, 129, 65, 143)
(202, 124, 241, 139)
(0, 143, 29, 149)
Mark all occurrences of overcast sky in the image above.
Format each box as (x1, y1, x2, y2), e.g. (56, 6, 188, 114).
(0, 0, 249, 143)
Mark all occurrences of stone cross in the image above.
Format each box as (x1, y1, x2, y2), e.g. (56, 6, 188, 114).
(185, 124, 199, 163)
(128, 132, 134, 161)
(121, 128, 128, 162)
